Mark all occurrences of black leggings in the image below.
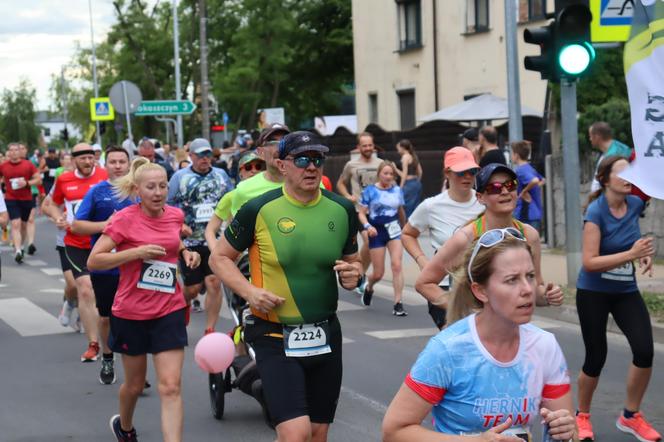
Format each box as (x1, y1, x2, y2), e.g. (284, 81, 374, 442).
(576, 288, 654, 377)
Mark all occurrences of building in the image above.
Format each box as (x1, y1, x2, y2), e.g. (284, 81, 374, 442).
(352, 0, 553, 131)
(35, 111, 80, 146)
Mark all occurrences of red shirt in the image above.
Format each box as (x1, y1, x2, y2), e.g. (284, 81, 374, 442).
(104, 204, 187, 320)
(0, 160, 38, 201)
(52, 167, 108, 249)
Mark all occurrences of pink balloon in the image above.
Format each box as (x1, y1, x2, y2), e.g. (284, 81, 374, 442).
(194, 332, 235, 373)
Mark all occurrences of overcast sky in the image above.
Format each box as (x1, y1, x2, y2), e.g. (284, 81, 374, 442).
(0, 0, 116, 110)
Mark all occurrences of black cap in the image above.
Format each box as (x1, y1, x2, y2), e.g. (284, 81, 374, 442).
(278, 131, 329, 159)
(257, 123, 290, 146)
(462, 127, 479, 142)
(475, 163, 517, 192)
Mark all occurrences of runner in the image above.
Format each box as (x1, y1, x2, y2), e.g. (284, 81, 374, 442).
(0, 187, 7, 280)
(25, 143, 44, 255)
(87, 157, 200, 442)
(383, 230, 575, 439)
(71, 146, 133, 384)
(0, 142, 42, 263)
(401, 147, 484, 329)
(42, 147, 61, 195)
(357, 161, 407, 316)
(42, 143, 108, 362)
(210, 131, 363, 442)
(167, 138, 233, 334)
(575, 156, 660, 442)
(415, 163, 564, 310)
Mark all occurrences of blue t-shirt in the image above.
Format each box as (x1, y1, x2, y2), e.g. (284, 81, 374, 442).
(514, 163, 543, 222)
(75, 180, 134, 275)
(360, 184, 404, 225)
(576, 194, 644, 293)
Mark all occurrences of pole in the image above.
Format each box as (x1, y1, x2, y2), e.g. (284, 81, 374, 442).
(173, 0, 184, 147)
(504, 0, 523, 141)
(545, 154, 554, 249)
(199, 0, 210, 140)
(61, 68, 69, 150)
(121, 81, 133, 140)
(560, 80, 583, 287)
(88, 0, 101, 147)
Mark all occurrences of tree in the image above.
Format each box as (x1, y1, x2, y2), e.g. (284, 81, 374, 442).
(0, 79, 41, 149)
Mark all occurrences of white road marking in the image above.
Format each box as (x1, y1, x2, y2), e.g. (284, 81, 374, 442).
(373, 282, 426, 306)
(337, 300, 363, 312)
(0, 284, 8, 289)
(340, 386, 387, 414)
(59, 279, 65, 283)
(25, 259, 48, 267)
(365, 328, 437, 340)
(39, 289, 65, 294)
(342, 337, 354, 344)
(40, 268, 63, 276)
(0, 297, 73, 336)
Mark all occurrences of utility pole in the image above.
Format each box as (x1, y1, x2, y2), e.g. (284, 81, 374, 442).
(88, 0, 101, 146)
(505, 0, 523, 141)
(61, 67, 69, 150)
(173, 0, 184, 148)
(199, 0, 210, 141)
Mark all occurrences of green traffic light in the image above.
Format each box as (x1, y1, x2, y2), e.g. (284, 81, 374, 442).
(558, 42, 596, 76)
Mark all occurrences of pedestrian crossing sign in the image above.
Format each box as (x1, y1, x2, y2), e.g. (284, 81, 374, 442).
(90, 97, 115, 121)
(590, 0, 633, 42)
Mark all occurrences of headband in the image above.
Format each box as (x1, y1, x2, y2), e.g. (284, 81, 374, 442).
(72, 149, 95, 157)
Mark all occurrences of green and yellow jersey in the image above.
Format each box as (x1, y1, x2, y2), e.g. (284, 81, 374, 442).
(230, 172, 282, 216)
(225, 187, 359, 325)
(214, 189, 234, 222)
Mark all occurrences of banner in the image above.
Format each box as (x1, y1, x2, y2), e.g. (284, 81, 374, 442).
(621, 0, 664, 199)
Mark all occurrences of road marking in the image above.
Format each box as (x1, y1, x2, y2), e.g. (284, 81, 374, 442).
(340, 386, 387, 414)
(337, 300, 364, 312)
(373, 283, 426, 306)
(342, 337, 354, 344)
(365, 328, 437, 340)
(25, 259, 48, 267)
(0, 284, 8, 289)
(41, 268, 62, 276)
(531, 318, 561, 329)
(0, 246, 12, 252)
(59, 278, 65, 283)
(0, 297, 73, 337)
(39, 289, 64, 294)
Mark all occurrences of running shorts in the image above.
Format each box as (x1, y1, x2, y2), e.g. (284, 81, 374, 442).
(56, 246, 73, 272)
(5, 199, 34, 222)
(64, 245, 91, 279)
(109, 308, 188, 356)
(179, 245, 214, 286)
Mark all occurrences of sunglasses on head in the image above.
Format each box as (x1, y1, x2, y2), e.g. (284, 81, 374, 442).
(451, 168, 480, 178)
(467, 228, 526, 283)
(286, 156, 325, 169)
(242, 162, 265, 172)
(483, 179, 518, 195)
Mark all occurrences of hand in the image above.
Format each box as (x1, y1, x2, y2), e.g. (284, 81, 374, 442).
(639, 256, 654, 277)
(55, 216, 69, 230)
(333, 260, 362, 290)
(520, 192, 532, 203)
(367, 226, 378, 237)
(16, 177, 27, 189)
(135, 244, 167, 260)
(348, 195, 358, 203)
(247, 286, 285, 314)
(540, 408, 575, 441)
(180, 224, 193, 238)
(544, 283, 564, 306)
(182, 250, 201, 269)
(477, 417, 523, 441)
(630, 237, 654, 260)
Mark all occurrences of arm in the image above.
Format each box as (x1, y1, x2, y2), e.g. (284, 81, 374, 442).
(357, 205, 377, 238)
(333, 253, 363, 290)
(71, 219, 108, 236)
(398, 206, 407, 227)
(518, 177, 540, 203)
(41, 194, 66, 228)
(28, 171, 42, 187)
(401, 223, 428, 270)
(336, 166, 356, 202)
(416, 162, 423, 180)
(581, 221, 653, 273)
(540, 392, 576, 441)
(205, 213, 224, 251)
(398, 156, 410, 183)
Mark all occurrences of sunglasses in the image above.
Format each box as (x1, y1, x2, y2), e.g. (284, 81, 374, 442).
(483, 179, 518, 195)
(467, 228, 526, 284)
(286, 156, 325, 169)
(451, 168, 480, 178)
(196, 151, 213, 158)
(242, 162, 265, 172)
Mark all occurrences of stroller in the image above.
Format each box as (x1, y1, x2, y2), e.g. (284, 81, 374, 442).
(208, 253, 273, 428)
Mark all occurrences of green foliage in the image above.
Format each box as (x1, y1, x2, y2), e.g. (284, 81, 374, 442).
(578, 97, 632, 153)
(0, 79, 41, 150)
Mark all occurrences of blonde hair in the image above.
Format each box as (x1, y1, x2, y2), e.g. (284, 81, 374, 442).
(376, 160, 398, 179)
(174, 149, 188, 166)
(447, 236, 532, 325)
(114, 157, 166, 199)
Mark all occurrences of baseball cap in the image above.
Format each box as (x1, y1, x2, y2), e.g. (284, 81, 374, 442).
(462, 127, 479, 142)
(444, 146, 479, 172)
(475, 163, 517, 192)
(92, 143, 102, 152)
(278, 131, 329, 159)
(257, 123, 290, 146)
(189, 138, 212, 154)
(238, 151, 264, 167)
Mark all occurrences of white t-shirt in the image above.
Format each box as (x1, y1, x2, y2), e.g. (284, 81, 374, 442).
(0, 187, 6, 213)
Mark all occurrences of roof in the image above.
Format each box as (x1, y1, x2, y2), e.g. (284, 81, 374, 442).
(418, 93, 543, 123)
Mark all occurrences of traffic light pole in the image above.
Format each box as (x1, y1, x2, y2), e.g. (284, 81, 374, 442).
(560, 79, 583, 287)
(504, 0, 523, 141)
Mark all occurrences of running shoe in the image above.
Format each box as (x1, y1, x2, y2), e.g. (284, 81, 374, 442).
(192, 299, 203, 312)
(576, 412, 594, 441)
(354, 278, 367, 296)
(109, 415, 138, 442)
(58, 300, 75, 327)
(616, 412, 662, 442)
(14, 250, 23, 264)
(361, 287, 374, 306)
(100, 358, 116, 385)
(393, 302, 408, 316)
(27, 244, 36, 255)
(81, 341, 100, 362)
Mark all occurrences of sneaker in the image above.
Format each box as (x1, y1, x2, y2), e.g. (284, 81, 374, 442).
(81, 341, 100, 362)
(204, 327, 215, 335)
(27, 244, 36, 255)
(354, 278, 367, 296)
(361, 287, 374, 306)
(72, 312, 83, 333)
(577, 412, 594, 441)
(144, 380, 151, 389)
(14, 250, 23, 264)
(100, 358, 117, 385)
(393, 302, 408, 316)
(58, 300, 75, 327)
(617, 412, 662, 442)
(109, 414, 138, 442)
(192, 299, 203, 312)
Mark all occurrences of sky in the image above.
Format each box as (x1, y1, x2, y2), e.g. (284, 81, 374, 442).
(0, 0, 116, 110)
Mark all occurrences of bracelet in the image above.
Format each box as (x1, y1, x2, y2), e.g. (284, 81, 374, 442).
(363, 223, 371, 230)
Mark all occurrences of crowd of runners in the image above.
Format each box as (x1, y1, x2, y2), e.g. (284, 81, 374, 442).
(0, 121, 660, 442)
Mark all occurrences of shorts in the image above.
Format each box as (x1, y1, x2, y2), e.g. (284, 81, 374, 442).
(109, 308, 188, 356)
(64, 245, 91, 279)
(179, 245, 213, 286)
(5, 199, 34, 222)
(245, 315, 343, 426)
(91, 273, 119, 317)
(56, 246, 73, 272)
(428, 302, 447, 330)
(367, 223, 401, 249)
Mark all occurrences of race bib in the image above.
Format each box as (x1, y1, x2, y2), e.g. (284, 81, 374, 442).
(48, 169, 57, 178)
(64, 199, 83, 223)
(601, 261, 635, 282)
(194, 203, 214, 223)
(385, 220, 401, 239)
(10, 178, 23, 190)
(137, 260, 178, 294)
(283, 321, 331, 357)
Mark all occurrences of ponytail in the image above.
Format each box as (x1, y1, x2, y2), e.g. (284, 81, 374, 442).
(584, 155, 629, 213)
(114, 157, 163, 200)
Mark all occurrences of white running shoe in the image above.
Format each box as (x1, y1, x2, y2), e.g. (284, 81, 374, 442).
(58, 300, 75, 327)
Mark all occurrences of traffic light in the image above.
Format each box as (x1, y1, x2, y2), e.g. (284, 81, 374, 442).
(99, 122, 107, 135)
(524, 23, 556, 80)
(60, 128, 69, 141)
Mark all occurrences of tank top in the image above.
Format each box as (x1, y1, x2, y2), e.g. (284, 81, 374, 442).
(472, 215, 525, 239)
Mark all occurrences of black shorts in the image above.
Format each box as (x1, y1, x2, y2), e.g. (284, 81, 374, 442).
(245, 315, 343, 426)
(5, 199, 34, 222)
(179, 245, 213, 286)
(109, 308, 188, 356)
(428, 302, 447, 330)
(64, 246, 91, 279)
(56, 246, 73, 272)
(91, 273, 119, 317)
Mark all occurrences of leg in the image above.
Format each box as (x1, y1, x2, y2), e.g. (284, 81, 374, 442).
(0, 212, 8, 230)
(118, 354, 148, 432)
(63, 270, 77, 303)
(311, 423, 331, 442)
(10, 218, 22, 252)
(153, 349, 185, 442)
(386, 240, 403, 304)
(366, 247, 386, 291)
(75, 275, 99, 344)
(26, 207, 36, 249)
(359, 231, 370, 272)
(183, 283, 202, 303)
(276, 416, 313, 442)
(204, 274, 222, 331)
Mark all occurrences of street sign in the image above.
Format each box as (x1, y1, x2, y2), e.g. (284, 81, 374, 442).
(135, 100, 196, 116)
(590, 0, 633, 42)
(109, 81, 142, 114)
(222, 112, 229, 125)
(90, 97, 115, 121)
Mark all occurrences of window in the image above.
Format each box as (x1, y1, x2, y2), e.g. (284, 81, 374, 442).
(466, 0, 489, 33)
(518, 0, 546, 22)
(397, 0, 422, 51)
(398, 89, 416, 130)
(368, 93, 378, 124)
(44, 128, 51, 137)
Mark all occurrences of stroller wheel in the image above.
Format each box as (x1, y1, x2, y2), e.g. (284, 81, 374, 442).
(209, 372, 225, 420)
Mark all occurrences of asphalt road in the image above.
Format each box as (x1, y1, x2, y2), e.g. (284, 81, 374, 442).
(0, 218, 662, 441)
